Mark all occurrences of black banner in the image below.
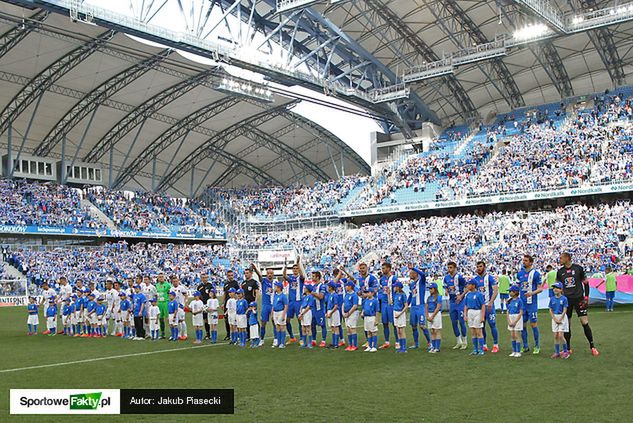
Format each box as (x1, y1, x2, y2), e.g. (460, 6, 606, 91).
(120, 389, 234, 414)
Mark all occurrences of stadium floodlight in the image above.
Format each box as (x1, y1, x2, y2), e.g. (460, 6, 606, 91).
(513, 0, 566, 33)
(368, 83, 410, 103)
(216, 77, 274, 102)
(567, 1, 633, 32)
(512, 23, 550, 41)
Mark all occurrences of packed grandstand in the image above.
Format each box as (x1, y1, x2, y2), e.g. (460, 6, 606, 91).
(1, 89, 632, 298)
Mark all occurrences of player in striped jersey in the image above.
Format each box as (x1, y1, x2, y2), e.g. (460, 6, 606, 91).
(253, 265, 276, 347)
(378, 262, 396, 349)
(407, 264, 431, 350)
(516, 254, 543, 354)
(347, 262, 378, 348)
(310, 271, 328, 347)
(444, 262, 468, 349)
(283, 258, 306, 344)
(470, 261, 499, 353)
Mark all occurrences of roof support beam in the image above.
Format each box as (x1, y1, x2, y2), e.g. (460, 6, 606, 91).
(83, 68, 218, 162)
(362, 0, 477, 121)
(572, 0, 626, 87)
(112, 96, 242, 189)
(244, 125, 330, 180)
(427, 0, 525, 109)
(34, 48, 172, 156)
(0, 10, 48, 60)
(155, 103, 296, 192)
(279, 110, 370, 173)
(0, 30, 114, 137)
(530, 42, 575, 98)
(501, 4, 574, 99)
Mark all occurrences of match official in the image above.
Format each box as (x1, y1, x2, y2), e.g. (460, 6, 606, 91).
(197, 274, 214, 340)
(223, 270, 240, 341)
(242, 266, 259, 339)
(556, 252, 599, 356)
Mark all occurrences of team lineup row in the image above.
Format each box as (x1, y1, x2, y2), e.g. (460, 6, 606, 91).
(24, 252, 600, 358)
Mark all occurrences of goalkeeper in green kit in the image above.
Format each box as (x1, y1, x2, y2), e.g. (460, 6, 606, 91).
(155, 273, 172, 339)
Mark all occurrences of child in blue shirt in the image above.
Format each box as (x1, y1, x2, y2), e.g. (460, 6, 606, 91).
(426, 283, 442, 353)
(392, 281, 408, 353)
(45, 298, 58, 336)
(549, 282, 570, 359)
(325, 281, 341, 349)
(506, 285, 523, 357)
(86, 293, 97, 337)
(95, 297, 107, 337)
(27, 296, 39, 335)
(298, 285, 315, 349)
(62, 297, 74, 336)
(272, 281, 288, 349)
(342, 281, 360, 351)
(235, 289, 248, 347)
(248, 302, 260, 348)
(167, 291, 179, 341)
(361, 289, 379, 352)
(119, 292, 132, 339)
(464, 280, 486, 355)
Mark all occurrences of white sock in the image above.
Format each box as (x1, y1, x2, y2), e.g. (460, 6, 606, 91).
(180, 321, 187, 336)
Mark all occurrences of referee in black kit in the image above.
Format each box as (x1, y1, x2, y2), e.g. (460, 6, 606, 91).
(242, 265, 259, 339)
(196, 274, 214, 340)
(556, 252, 600, 356)
(222, 270, 240, 341)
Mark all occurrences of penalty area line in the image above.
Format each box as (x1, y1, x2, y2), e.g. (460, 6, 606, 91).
(0, 341, 232, 374)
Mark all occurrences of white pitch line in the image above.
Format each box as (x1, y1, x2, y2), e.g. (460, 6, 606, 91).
(0, 341, 232, 374)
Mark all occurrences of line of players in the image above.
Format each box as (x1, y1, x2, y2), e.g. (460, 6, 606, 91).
(234, 252, 599, 357)
(25, 275, 193, 341)
(25, 252, 600, 357)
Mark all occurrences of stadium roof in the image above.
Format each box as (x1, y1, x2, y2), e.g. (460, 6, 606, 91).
(1, 0, 633, 195)
(0, 1, 370, 196)
(320, 0, 633, 126)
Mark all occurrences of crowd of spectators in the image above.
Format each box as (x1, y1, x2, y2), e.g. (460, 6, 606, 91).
(458, 110, 633, 197)
(8, 242, 238, 289)
(311, 200, 633, 278)
(209, 175, 366, 220)
(0, 179, 106, 229)
(6, 199, 631, 290)
(350, 141, 492, 208)
(87, 188, 222, 235)
(350, 92, 633, 208)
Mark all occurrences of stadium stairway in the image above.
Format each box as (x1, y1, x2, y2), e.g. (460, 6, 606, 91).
(334, 182, 367, 212)
(81, 199, 118, 230)
(1, 262, 26, 281)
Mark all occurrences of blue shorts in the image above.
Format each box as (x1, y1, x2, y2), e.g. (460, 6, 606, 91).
(287, 302, 300, 319)
(380, 299, 393, 324)
(499, 293, 509, 300)
(260, 306, 272, 322)
(409, 305, 426, 327)
(523, 303, 538, 324)
(312, 310, 325, 327)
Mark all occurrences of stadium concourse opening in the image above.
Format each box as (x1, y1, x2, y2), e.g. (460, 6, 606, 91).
(1, 0, 633, 421)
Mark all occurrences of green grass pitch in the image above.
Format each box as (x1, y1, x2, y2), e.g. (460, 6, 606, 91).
(1, 305, 632, 422)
